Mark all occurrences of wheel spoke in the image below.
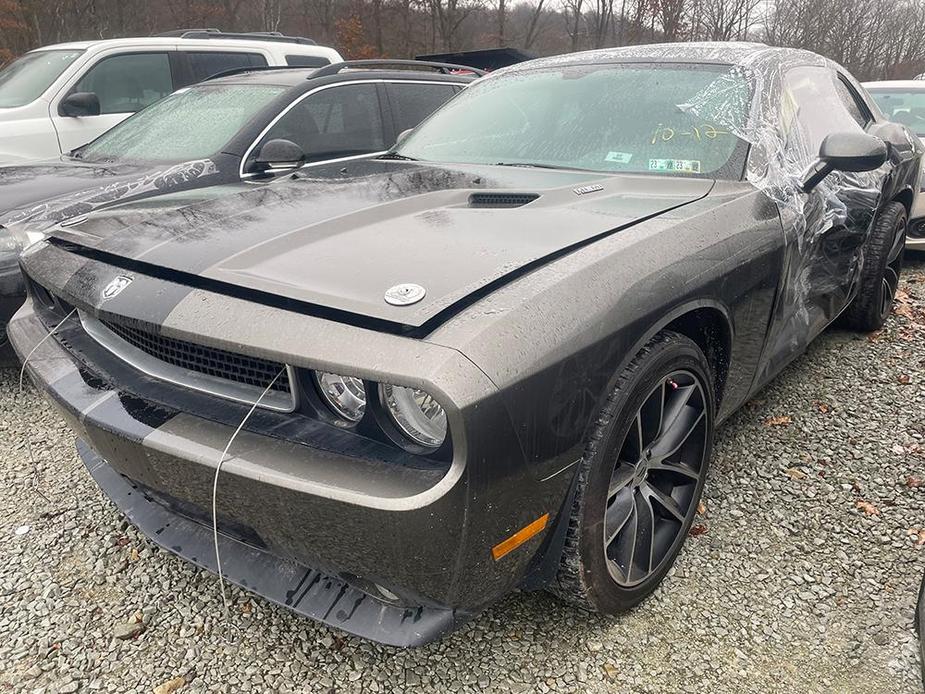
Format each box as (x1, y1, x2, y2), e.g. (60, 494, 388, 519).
(639, 382, 665, 449)
(648, 459, 700, 480)
(881, 276, 893, 316)
(887, 225, 905, 263)
(604, 486, 634, 547)
(651, 407, 705, 460)
(607, 462, 635, 500)
(642, 482, 686, 522)
(631, 492, 655, 579)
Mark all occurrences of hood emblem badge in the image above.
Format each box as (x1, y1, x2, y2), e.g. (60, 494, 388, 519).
(573, 184, 604, 196)
(384, 283, 426, 306)
(102, 275, 133, 300)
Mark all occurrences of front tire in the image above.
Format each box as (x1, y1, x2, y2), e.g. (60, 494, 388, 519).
(551, 331, 715, 613)
(841, 201, 906, 332)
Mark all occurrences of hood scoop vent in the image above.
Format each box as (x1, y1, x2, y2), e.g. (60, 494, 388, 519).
(468, 192, 540, 209)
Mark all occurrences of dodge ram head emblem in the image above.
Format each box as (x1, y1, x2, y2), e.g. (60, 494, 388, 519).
(384, 283, 426, 306)
(102, 275, 133, 300)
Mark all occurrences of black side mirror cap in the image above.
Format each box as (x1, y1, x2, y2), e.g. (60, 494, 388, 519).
(801, 132, 888, 192)
(253, 138, 305, 172)
(60, 92, 101, 118)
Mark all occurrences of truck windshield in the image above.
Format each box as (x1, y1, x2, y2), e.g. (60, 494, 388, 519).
(78, 83, 287, 162)
(0, 50, 84, 108)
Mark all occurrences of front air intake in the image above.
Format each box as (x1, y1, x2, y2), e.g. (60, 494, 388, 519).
(468, 192, 539, 208)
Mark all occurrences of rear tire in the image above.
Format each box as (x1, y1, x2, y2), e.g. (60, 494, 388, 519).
(550, 331, 714, 613)
(841, 201, 906, 332)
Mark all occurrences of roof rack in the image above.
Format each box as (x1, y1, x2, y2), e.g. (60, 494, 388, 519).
(204, 65, 315, 81)
(312, 59, 486, 78)
(158, 29, 317, 46)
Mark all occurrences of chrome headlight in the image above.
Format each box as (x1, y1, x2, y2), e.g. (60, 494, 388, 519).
(379, 384, 447, 448)
(314, 371, 366, 422)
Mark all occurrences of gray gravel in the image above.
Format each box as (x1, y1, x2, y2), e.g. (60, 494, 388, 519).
(1, 256, 924, 694)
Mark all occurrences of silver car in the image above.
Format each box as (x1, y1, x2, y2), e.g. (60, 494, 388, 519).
(864, 79, 925, 250)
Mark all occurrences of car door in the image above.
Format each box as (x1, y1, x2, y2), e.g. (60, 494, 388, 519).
(242, 82, 389, 175)
(758, 65, 888, 377)
(50, 51, 177, 153)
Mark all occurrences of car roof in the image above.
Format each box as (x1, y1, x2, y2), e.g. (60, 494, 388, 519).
(507, 41, 822, 72)
(863, 80, 925, 90)
(30, 36, 332, 53)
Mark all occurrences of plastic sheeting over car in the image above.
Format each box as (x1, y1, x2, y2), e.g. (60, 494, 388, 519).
(508, 42, 900, 379)
(0, 158, 220, 230)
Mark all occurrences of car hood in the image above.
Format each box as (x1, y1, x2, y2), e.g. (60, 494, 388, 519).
(0, 157, 219, 227)
(48, 159, 714, 330)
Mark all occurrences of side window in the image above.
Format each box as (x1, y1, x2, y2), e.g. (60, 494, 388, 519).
(71, 53, 172, 115)
(259, 84, 385, 163)
(782, 66, 867, 165)
(185, 52, 268, 83)
(387, 82, 458, 133)
(286, 55, 331, 68)
(833, 75, 871, 128)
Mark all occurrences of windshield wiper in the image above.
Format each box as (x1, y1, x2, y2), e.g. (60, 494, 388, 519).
(494, 161, 581, 171)
(378, 152, 418, 161)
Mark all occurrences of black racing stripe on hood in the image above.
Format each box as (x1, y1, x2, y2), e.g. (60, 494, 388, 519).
(49, 237, 415, 335)
(48, 183, 706, 337)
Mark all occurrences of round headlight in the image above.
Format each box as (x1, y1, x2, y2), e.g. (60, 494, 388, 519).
(314, 372, 366, 422)
(379, 384, 447, 449)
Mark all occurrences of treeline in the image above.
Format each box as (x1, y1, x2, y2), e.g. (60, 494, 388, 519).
(1, 0, 925, 79)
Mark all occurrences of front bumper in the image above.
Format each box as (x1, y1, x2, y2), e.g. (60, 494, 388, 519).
(0, 248, 25, 342)
(9, 262, 576, 644)
(78, 440, 458, 646)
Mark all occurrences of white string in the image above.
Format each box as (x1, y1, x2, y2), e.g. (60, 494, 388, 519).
(19, 307, 78, 502)
(211, 367, 285, 616)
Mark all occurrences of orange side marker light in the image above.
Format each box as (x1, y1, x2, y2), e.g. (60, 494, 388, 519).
(491, 513, 549, 561)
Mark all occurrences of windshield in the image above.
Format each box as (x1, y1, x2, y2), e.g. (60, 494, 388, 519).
(78, 84, 287, 162)
(867, 89, 925, 136)
(395, 63, 749, 178)
(0, 50, 84, 108)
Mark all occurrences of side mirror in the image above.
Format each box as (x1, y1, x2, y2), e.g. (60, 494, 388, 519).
(395, 128, 414, 145)
(60, 92, 101, 118)
(801, 132, 888, 192)
(254, 138, 305, 172)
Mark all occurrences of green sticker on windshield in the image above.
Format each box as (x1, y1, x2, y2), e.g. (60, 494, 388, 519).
(648, 159, 701, 173)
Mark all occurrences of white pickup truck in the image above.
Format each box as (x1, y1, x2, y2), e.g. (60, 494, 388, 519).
(0, 30, 342, 164)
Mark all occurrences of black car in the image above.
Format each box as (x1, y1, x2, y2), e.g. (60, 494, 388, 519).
(0, 60, 476, 347)
(9, 43, 921, 647)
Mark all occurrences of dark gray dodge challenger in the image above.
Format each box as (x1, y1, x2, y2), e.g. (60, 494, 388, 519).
(10, 43, 922, 646)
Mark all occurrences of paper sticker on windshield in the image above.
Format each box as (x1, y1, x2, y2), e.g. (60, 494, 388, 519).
(648, 159, 701, 174)
(605, 151, 633, 164)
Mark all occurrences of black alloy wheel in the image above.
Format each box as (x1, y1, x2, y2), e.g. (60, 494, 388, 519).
(842, 201, 906, 332)
(552, 331, 714, 613)
(603, 370, 708, 586)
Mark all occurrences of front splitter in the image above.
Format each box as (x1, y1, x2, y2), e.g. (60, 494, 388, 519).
(78, 439, 463, 647)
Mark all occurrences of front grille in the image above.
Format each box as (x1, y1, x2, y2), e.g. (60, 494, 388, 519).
(468, 192, 539, 208)
(100, 319, 291, 395)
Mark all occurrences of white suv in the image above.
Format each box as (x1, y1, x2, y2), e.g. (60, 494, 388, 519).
(0, 30, 342, 164)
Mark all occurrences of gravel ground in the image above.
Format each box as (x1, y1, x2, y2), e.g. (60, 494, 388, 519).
(1, 256, 924, 694)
